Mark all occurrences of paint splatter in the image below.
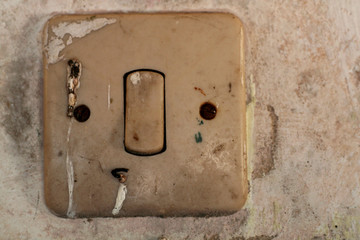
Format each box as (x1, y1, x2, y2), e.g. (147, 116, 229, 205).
(197, 118, 204, 125)
(194, 87, 206, 96)
(112, 183, 127, 215)
(195, 132, 202, 143)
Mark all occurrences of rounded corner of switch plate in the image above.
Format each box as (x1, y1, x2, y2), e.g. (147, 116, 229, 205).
(44, 200, 68, 218)
(237, 193, 248, 211)
(43, 13, 67, 31)
(218, 11, 244, 26)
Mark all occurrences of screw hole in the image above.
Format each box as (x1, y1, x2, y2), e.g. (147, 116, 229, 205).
(74, 105, 91, 122)
(111, 168, 129, 183)
(200, 102, 217, 120)
(111, 168, 129, 178)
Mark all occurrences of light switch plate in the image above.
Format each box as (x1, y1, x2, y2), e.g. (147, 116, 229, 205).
(43, 12, 247, 218)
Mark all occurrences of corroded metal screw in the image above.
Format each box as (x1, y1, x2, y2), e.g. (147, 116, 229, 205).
(200, 102, 217, 120)
(111, 168, 129, 183)
(67, 59, 82, 117)
(119, 173, 127, 183)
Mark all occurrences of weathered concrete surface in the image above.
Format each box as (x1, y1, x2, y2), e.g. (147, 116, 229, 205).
(1, 0, 360, 239)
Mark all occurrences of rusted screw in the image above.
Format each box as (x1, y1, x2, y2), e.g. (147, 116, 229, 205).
(119, 173, 127, 183)
(111, 168, 129, 183)
(74, 105, 91, 122)
(200, 102, 217, 120)
(67, 59, 82, 117)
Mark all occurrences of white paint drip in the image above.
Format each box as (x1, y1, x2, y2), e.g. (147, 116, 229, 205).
(130, 72, 141, 85)
(107, 84, 111, 110)
(45, 18, 117, 64)
(112, 183, 127, 215)
(66, 118, 75, 218)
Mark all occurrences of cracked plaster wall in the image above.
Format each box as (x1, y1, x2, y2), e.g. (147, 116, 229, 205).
(1, 0, 360, 239)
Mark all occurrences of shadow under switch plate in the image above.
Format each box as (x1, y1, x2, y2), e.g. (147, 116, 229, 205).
(43, 12, 247, 218)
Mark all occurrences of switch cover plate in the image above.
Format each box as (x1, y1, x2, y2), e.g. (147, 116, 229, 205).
(43, 12, 247, 218)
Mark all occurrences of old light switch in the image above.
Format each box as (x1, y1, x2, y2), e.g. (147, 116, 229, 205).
(124, 70, 165, 155)
(43, 13, 247, 218)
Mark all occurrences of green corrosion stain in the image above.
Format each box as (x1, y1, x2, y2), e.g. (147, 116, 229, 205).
(197, 118, 204, 125)
(195, 132, 202, 143)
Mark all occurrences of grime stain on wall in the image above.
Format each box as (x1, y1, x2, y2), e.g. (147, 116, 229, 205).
(252, 103, 278, 179)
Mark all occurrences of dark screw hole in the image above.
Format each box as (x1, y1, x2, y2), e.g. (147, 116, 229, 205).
(200, 102, 217, 120)
(74, 105, 91, 122)
(111, 168, 129, 178)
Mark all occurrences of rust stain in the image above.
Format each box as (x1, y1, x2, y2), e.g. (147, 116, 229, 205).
(194, 87, 206, 96)
(295, 69, 324, 101)
(213, 143, 225, 154)
(267, 105, 279, 163)
(252, 105, 279, 179)
(133, 133, 139, 141)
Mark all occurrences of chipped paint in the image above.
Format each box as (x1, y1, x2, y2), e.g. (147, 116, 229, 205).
(112, 183, 127, 215)
(130, 71, 141, 85)
(45, 18, 116, 64)
(45, 37, 65, 64)
(66, 35, 72, 45)
(52, 18, 117, 39)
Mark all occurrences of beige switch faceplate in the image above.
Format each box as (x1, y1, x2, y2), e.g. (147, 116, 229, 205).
(43, 13, 247, 218)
